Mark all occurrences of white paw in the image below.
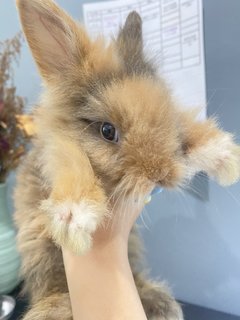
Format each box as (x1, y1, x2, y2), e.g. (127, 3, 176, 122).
(193, 134, 240, 186)
(211, 136, 240, 186)
(41, 199, 106, 254)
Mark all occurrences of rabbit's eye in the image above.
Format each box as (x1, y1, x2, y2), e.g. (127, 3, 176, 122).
(100, 122, 118, 143)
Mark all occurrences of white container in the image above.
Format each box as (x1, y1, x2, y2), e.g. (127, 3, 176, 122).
(0, 183, 20, 294)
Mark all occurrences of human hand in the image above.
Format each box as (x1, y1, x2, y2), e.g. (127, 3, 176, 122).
(62, 189, 151, 320)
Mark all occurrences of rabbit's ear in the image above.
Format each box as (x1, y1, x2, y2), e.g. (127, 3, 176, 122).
(118, 11, 143, 50)
(16, 0, 91, 82)
(116, 11, 152, 74)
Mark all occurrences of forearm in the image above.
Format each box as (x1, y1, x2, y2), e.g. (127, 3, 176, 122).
(62, 238, 147, 320)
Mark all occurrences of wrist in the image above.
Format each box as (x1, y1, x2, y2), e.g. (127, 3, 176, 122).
(63, 236, 128, 269)
(62, 235, 147, 320)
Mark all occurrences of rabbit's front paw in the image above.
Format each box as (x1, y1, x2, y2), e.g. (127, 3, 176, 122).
(210, 136, 240, 186)
(41, 199, 107, 254)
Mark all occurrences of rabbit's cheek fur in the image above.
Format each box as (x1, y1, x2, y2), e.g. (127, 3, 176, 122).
(90, 76, 186, 188)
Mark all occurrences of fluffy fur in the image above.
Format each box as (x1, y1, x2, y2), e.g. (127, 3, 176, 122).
(14, 0, 240, 319)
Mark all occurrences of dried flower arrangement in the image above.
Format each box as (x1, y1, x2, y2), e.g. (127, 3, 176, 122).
(0, 33, 30, 183)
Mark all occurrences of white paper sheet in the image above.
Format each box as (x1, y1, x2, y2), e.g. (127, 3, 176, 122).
(83, 0, 206, 118)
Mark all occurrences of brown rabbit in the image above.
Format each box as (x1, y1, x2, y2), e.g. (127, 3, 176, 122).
(14, 0, 240, 319)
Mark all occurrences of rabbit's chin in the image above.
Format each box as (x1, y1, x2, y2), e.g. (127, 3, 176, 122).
(41, 199, 107, 255)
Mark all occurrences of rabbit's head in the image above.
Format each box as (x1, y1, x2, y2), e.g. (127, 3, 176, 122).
(17, 0, 240, 202)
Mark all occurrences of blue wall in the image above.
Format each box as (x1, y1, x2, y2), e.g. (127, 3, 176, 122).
(1, 0, 240, 316)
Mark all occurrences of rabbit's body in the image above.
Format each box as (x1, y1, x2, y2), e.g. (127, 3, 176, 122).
(15, 145, 182, 320)
(14, 0, 240, 319)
